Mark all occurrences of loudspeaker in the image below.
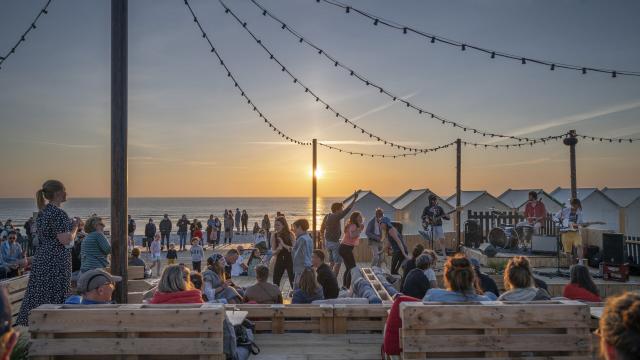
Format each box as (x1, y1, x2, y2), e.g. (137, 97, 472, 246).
(479, 243, 497, 257)
(602, 233, 625, 264)
(532, 235, 558, 254)
(464, 220, 481, 248)
(586, 245, 601, 267)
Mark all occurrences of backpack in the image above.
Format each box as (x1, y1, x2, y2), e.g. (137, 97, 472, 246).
(234, 319, 260, 359)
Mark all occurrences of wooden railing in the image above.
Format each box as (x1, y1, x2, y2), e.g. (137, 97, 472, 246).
(626, 235, 640, 264)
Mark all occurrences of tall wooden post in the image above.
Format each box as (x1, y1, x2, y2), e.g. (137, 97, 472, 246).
(312, 139, 318, 248)
(563, 130, 578, 199)
(455, 139, 462, 252)
(111, 0, 128, 303)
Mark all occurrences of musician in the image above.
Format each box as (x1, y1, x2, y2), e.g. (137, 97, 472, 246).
(522, 191, 547, 231)
(421, 195, 450, 258)
(554, 198, 584, 261)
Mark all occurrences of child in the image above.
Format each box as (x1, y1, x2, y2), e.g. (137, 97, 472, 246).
(150, 233, 162, 277)
(166, 243, 178, 265)
(190, 238, 204, 272)
(231, 245, 249, 276)
(246, 248, 262, 277)
(193, 226, 204, 246)
(254, 229, 268, 254)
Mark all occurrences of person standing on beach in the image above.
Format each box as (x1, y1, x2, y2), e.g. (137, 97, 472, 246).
(339, 212, 365, 289)
(127, 215, 136, 243)
(235, 209, 241, 234)
(150, 233, 162, 277)
(292, 219, 313, 287)
(176, 215, 189, 251)
(320, 191, 358, 277)
(159, 214, 172, 250)
(271, 216, 295, 289)
(241, 210, 249, 234)
(262, 214, 271, 248)
(189, 218, 198, 241)
(206, 215, 215, 246)
(224, 211, 233, 244)
(213, 216, 221, 246)
(17, 180, 80, 326)
(144, 218, 156, 252)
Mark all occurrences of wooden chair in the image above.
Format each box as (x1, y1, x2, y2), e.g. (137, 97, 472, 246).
(0, 274, 29, 324)
(28, 303, 225, 359)
(399, 300, 593, 359)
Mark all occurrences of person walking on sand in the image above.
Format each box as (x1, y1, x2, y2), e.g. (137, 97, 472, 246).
(144, 218, 156, 252)
(235, 209, 241, 234)
(224, 211, 233, 244)
(241, 210, 249, 234)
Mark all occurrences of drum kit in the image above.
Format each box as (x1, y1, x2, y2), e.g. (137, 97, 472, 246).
(486, 208, 535, 252)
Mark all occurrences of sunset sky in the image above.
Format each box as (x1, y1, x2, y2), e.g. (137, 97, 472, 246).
(1, 0, 639, 198)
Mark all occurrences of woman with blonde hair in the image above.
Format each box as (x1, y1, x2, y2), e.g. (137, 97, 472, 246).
(423, 254, 493, 302)
(149, 265, 203, 304)
(498, 256, 550, 301)
(17, 180, 81, 326)
(80, 216, 111, 273)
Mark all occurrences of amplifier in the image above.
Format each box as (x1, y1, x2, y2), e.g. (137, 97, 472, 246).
(532, 235, 558, 254)
(601, 263, 629, 282)
(479, 243, 497, 258)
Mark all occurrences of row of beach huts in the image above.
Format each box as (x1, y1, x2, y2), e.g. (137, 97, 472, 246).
(341, 187, 640, 237)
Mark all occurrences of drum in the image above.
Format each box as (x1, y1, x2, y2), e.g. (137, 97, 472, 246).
(516, 224, 534, 242)
(488, 227, 520, 249)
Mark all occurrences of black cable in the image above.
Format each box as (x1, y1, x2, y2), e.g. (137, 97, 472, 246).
(0, 0, 53, 71)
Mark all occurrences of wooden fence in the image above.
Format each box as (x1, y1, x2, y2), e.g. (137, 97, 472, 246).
(626, 235, 640, 265)
(467, 210, 559, 241)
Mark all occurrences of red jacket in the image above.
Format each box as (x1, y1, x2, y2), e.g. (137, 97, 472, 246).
(383, 295, 420, 355)
(562, 283, 601, 302)
(149, 289, 204, 304)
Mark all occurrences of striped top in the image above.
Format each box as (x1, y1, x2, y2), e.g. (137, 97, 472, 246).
(80, 231, 111, 272)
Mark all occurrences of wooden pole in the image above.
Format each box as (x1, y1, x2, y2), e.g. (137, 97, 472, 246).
(312, 139, 318, 248)
(456, 138, 462, 252)
(111, 0, 128, 304)
(564, 130, 578, 199)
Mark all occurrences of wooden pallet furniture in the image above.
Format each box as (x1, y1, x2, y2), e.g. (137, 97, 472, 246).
(0, 274, 29, 324)
(333, 304, 390, 334)
(399, 300, 593, 359)
(28, 303, 225, 359)
(361, 268, 393, 303)
(227, 304, 333, 334)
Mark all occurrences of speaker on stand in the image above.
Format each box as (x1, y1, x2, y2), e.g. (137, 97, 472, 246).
(602, 233, 625, 264)
(464, 220, 481, 248)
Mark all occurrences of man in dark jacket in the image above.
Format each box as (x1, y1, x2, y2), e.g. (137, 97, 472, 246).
(470, 258, 500, 297)
(402, 254, 432, 299)
(144, 218, 157, 251)
(312, 249, 339, 299)
(319, 190, 358, 276)
(159, 214, 172, 249)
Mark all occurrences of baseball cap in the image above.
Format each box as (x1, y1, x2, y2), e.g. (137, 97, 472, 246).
(77, 269, 122, 294)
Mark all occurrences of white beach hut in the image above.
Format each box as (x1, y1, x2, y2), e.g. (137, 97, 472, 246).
(391, 189, 454, 235)
(446, 191, 511, 227)
(602, 187, 640, 236)
(498, 189, 563, 215)
(342, 190, 396, 233)
(550, 187, 619, 231)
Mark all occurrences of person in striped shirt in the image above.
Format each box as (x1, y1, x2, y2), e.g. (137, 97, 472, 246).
(80, 216, 111, 273)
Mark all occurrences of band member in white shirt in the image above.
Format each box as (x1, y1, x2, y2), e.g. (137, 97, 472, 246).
(554, 198, 584, 261)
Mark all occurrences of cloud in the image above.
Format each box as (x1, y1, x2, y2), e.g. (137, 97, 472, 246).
(349, 90, 421, 123)
(26, 141, 102, 149)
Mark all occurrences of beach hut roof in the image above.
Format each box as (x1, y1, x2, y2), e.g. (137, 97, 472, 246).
(343, 190, 372, 204)
(391, 189, 447, 210)
(445, 191, 504, 207)
(601, 187, 640, 207)
(498, 189, 563, 208)
(550, 187, 618, 207)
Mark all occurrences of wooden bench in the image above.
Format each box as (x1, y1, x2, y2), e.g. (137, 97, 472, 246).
(399, 300, 593, 359)
(361, 268, 393, 303)
(28, 303, 225, 359)
(227, 304, 334, 334)
(333, 304, 389, 334)
(0, 274, 29, 324)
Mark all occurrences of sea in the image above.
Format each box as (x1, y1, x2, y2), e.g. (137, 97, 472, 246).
(0, 197, 346, 235)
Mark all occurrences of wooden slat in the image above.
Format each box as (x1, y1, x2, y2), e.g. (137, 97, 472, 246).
(128, 266, 145, 280)
(402, 334, 591, 353)
(127, 279, 155, 292)
(400, 302, 590, 329)
(0, 274, 29, 293)
(29, 338, 222, 356)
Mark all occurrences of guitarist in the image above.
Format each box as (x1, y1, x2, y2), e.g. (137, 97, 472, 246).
(555, 198, 585, 262)
(421, 195, 450, 258)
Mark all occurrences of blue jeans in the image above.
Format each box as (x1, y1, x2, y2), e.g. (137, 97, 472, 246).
(325, 240, 342, 264)
(178, 232, 187, 249)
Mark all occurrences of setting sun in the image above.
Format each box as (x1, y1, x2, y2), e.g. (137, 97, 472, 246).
(309, 166, 324, 178)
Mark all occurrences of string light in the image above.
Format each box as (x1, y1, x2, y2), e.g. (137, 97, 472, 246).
(315, 0, 640, 78)
(247, 0, 555, 142)
(0, 0, 53, 71)
(574, 133, 638, 143)
(219, 0, 553, 151)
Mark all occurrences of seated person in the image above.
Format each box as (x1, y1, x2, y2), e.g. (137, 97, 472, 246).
(149, 265, 204, 304)
(598, 292, 640, 360)
(312, 249, 339, 299)
(65, 269, 122, 305)
(190, 272, 207, 302)
(423, 254, 496, 302)
(254, 229, 268, 254)
(400, 244, 424, 290)
(203, 254, 243, 304)
(292, 267, 324, 304)
(1, 231, 26, 278)
(470, 258, 499, 297)
(498, 256, 550, 301)
(421, 249, 438, 288)
(128, 247, 151, 278)
(244, 265, 283, 304)
(230, 246, 248, 277)
(563, 264, 601, 302)
(402, 254, 432, 299)
(246, 249, 262, 277)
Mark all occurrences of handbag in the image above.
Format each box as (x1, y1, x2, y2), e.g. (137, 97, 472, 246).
(234, 319, 260, 357)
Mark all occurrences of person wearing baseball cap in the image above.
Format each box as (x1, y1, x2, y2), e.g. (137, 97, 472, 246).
(64, 269, 122, 305)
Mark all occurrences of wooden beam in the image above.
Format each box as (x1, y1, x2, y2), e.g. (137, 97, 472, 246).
(456, 138, 461, 251)
(111, 0, 128, 303)
(312, 139, 318, 248)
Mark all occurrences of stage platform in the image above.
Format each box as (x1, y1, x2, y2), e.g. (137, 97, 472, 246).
(463, 246, 572, 268)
